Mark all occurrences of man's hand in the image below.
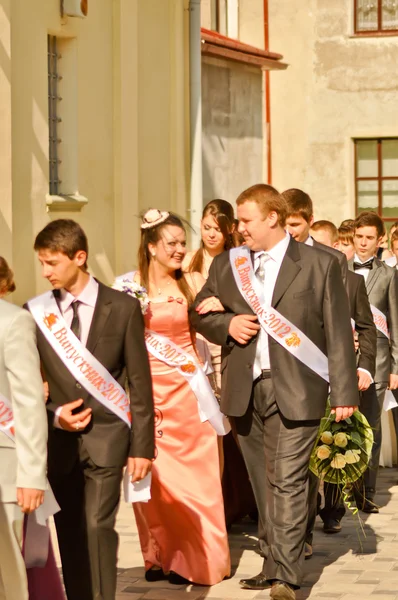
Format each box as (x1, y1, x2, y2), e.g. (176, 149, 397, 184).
(59, 398, 92, 432)
(43, 381, 50, 402)
(228, 314, 260, 344)
(389, 373, 398, 390)
(196, 296, 225, 314)
(357, 369, 372, 391)
(127, 457, 152, 483)
(17, 488, 45, 514)
(331, 405, 358, 422)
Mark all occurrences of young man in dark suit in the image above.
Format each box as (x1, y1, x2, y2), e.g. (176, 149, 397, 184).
(349, 211, 398, 512)
(190, 184, 359, 600)
(28, 220, 154, 600)
(305, 221, 376, 544)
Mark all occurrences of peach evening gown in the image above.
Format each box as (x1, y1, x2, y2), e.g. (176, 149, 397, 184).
(133, 297, 230, 585)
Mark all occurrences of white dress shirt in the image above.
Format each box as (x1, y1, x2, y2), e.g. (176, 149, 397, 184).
(253, 232, 290, 379)
(385, 255, 397, 269)
(58, 276, 99, 346)
(54, 276, 99, 427)
(353, 253, 373, 283)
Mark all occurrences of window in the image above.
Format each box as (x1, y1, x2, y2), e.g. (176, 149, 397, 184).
(47, 34, 82, 208)
(354, 1, 398, 34)
(210, 0, 238, 38)
(355, 139, 398, 223)
(48, 35, 62, 195)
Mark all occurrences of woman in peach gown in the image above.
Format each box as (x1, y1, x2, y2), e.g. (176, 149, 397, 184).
(183, 201, 257, 529)
(127, 210, 230, 586)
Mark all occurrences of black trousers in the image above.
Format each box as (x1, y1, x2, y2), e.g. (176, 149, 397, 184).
(357, 382, 385, 499)
(49, 439, 124, 600)
(234, 379, 320, 588)
(306, 473, 345, 545)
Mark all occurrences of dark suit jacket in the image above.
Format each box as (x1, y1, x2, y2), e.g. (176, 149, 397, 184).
(312, 239, 348, 287)
(346, 270, 377, 378)
(348, 257, 398, 382)
(190, 238, 359, 421)
(27, 282, 154, 473)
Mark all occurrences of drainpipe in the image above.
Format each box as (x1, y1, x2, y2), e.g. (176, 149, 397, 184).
(264, 0, 272, 184)
(189, 0, 202, 247)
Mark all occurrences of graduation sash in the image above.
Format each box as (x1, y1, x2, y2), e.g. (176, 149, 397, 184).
(230, 246, 330, 383)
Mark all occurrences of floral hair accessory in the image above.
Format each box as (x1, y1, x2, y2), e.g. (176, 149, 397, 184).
(141, 209, 170, 230)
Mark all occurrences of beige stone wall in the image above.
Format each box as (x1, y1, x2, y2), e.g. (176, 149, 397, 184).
(0, 0, 189, 304)
(268, 0, 398, 223)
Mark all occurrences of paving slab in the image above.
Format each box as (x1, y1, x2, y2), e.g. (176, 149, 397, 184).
(50, 467, 398, 599)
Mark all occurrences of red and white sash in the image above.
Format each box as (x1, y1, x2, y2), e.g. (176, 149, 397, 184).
(230, 246, 330, 383)
(28, 291, 151, 503)
(28, 292, 131, 427)
(0, 391, 15, 441)
(116, 272, 229, 435)
(370, 304, 390, 339)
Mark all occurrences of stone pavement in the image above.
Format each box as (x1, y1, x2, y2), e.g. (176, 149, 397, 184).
(52, 468, 398, 600)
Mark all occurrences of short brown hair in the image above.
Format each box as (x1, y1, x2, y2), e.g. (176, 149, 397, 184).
(0, 257, 16, 295)
(34, 219, 89, 265)
(340, 219, 355, 228)
(311, 220, 339, 244)
(354, 212, 384, 239)
(281, 188, 313, 222)
(338, 225, 354, 245)
(236, 184, 287, 226)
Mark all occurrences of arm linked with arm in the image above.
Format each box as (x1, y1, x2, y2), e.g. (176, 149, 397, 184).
(189, 259, 236, 347)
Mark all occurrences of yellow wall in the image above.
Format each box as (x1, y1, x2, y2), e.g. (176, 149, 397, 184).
(0, 0, 189, 304)
(269, 0, 398, 222)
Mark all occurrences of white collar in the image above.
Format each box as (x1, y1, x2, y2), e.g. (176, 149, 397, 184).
(59, 276, 99, 311)
(254, 232, 290, 265)
(304, 236, 313, 246)
(354, 253, 374, 265)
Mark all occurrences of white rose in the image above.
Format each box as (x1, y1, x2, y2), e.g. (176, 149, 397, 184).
(316, 445, 332, 460)
(330, 453, 347, 469)
(345, 449, 361, 464)
(320, 431, 333, 445)
(334, 432, 348, 448)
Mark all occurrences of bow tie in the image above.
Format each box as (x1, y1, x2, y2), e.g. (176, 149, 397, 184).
(353, 259, 374, 271)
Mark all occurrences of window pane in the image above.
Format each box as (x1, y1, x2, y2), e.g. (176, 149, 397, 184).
(382, 0, 398, 30)
(382, 180, 398, 218)
(357, 180, 379, 213)
(357, 140, 378, 177)
(356, 0, 378, 31)
(382, 139, 398, 176)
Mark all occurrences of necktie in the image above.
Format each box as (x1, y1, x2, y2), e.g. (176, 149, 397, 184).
(70, 300, 81, 340)
(353, 259, 373, 271)
(255, 253, 269, 283)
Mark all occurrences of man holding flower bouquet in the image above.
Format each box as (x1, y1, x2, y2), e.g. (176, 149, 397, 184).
(191, 184, 359, 600)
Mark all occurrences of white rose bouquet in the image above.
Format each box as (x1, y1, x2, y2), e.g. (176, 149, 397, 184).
(112, 278, 149, 315)
(310, 407, 373, 490)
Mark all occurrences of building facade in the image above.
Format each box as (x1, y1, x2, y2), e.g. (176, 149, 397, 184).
(0, 0, 190, 303)
(269, 0, 398, 227)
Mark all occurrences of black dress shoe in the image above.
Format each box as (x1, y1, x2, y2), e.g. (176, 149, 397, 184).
(239, 573, 271, 590)
(360, 498, 379, 514)
(145, 567, 168, 582)
(270, 581, 296, 600)
(168, 571, 191, 585)
(323, 518, 342, 534)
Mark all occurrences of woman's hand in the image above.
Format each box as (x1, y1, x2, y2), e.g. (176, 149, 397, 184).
(43, 381, 50, 402)
(196, 296, 225, 314)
